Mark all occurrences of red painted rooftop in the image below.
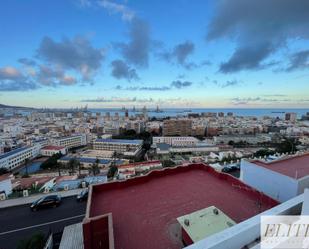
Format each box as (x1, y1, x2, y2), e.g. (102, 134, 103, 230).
(86, 163, 277, 249)
(252, 153, 309, 179)
(42, 145, 66, 150)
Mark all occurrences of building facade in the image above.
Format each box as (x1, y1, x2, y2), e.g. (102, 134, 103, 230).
(0, 145, 41, 170)
(92, 139, 143, 156)
(162, 119, 192, 136)
(50, 134, 87, 149)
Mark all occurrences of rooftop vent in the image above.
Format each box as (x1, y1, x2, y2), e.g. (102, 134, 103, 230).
(213, 208, 219, 215)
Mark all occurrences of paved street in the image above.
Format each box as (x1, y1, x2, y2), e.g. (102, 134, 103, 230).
(0, 196, 87, 249)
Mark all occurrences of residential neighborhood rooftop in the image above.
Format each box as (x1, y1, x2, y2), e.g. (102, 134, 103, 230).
(252, 152, 309, 179)
(86, 163, 277, 249)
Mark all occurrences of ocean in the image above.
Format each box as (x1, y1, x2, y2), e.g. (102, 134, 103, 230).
(89, 108, 309, 118)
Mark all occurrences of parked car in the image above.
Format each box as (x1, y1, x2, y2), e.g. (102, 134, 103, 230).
(76, 189, 88, 202)
(30, 195, 61, 211)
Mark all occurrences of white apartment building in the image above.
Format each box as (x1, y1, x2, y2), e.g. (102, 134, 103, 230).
(240, 152, 309, 202)
(50, 134, 87, 149)
(153, 136, 199, 147)
(41, 146, 67, 157)
(0, 174, 12, 196)
(0, 144, 41, 170)
(93, 139, 143, 156)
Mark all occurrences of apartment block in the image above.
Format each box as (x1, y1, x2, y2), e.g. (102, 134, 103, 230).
(162, 119, 192, 136)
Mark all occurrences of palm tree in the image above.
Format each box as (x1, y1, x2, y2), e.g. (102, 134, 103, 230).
(24, 158, 30, 176)
(68, 158, 78, 175)
(78, 161, 82, 176)
(91, 158, 100, 176)
(108, 152, 118, 179)
(57, 162, 63, 176)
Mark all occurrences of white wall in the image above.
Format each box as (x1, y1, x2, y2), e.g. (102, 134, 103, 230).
(185, 194, 304, 249)
(241, 160, 298, 202)
(297, 175, 309, 196)
(0, 179, 12, 196)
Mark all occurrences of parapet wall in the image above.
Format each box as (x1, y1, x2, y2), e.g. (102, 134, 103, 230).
(83, 163, 278, 249)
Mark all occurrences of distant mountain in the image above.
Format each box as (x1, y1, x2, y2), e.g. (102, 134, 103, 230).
(0, 103, 34, 109)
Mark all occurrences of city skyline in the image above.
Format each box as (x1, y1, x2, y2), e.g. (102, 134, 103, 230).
(1, 0, 309, 108)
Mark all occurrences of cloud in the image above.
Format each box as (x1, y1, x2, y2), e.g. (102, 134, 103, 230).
(230, 96, 300, 105)
(36, 65, 77, 86)
(286, 50, 309, 71)
(170, 80, 192, 89)
(37, 35, 104, 81)
(221, 79, 240, 88)
(159, 41, 197, 69)
(207, 0, 309, 73)
(219, 42, 275, 73)
(116, 80, 193, 91)
(116, 85, 170, 91)
(111, 60, 139, 81)
(98, 0, 135, 21)
(0, 66, 38, 91)
(81, 96, 154, 103)
(0, 66, 23, 80)
(116, 18, 150, 68)
(18, 58, 36, 66)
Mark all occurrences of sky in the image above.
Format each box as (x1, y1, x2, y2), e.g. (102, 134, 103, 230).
(0, 0, 309, 109)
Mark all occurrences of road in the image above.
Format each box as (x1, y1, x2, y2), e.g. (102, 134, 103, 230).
(0, 196, 87, 249)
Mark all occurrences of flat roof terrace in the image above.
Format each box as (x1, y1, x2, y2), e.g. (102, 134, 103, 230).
(85, 164, 278, 249)
(252, 152, 309, 179)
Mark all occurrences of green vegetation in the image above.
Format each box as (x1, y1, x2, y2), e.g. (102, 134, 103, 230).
(17, 232, 46, 249)
(254, 149, 275, 158)
(162, 160, 176, 168)
(0, 167, 8, 175)
(24, 158, 30, 177)
(276, 137, 299, 154)
(40, 153, 62, 170)
(107, 165, 118, 178)
(90, 158, 100, 175)
(68, 158, 79, 175)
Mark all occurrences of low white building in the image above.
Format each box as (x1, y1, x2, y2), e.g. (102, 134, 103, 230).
(240, 152, 309, 202)
(41, 146, 67, 157)
(93, 139, 143, 157)
(0, 144, 41, 170)
(153, 136, 199, 146)
(50, 134, 87, 149)
(0, 174, 12, 196)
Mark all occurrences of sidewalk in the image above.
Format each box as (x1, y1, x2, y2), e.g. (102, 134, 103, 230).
(0, 188, 82, 209)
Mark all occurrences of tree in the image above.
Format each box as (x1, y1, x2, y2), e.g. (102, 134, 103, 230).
(57, 162, 63, 176)
(90, 158, 100, 176)
(107, 165, 118, 178)
(40, 152, 62, 170)
(108, 152, 118, 178)
(162, 160, 176, 168)
(24, 158, 30, 177)
(68, 158, 78, 175)
(276, 137, 299, 154)
(254, 149, 275, 158)
(17, 232, 45, 249)
(0, 167, 8, 175)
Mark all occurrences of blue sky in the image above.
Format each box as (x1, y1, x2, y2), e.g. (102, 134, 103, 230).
(0, 0, 309, 108)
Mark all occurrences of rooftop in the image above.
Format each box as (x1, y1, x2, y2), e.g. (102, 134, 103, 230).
(94, 138, 143, 145)
(0, 173, 11, 182)
(42, 145, 66, 150)
(177, 206, 236, 244)
(86, 163, 277, 249)
(0, 147, 29, 160)
(117, 160, 161, 168)
(59, 156, 123, 165)
(251, 152, 309, 179)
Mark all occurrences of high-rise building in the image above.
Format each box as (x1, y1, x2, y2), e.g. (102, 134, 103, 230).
(162, 119, 192, 136)
(285, 112, 297, 122)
